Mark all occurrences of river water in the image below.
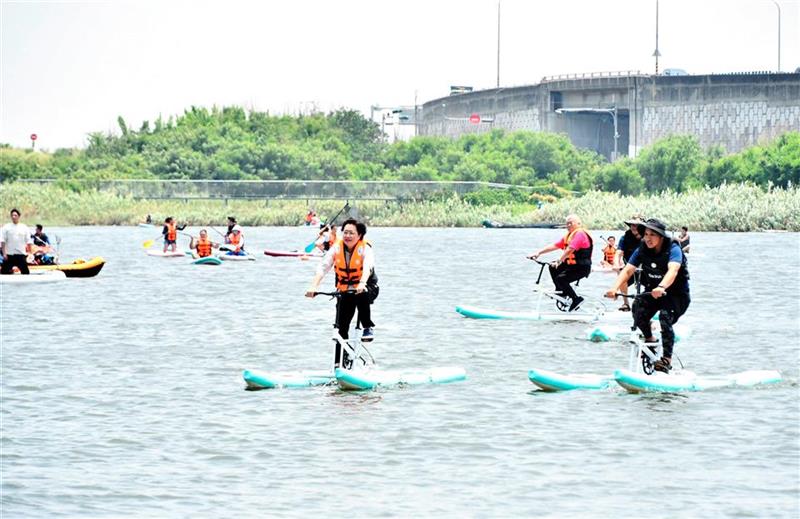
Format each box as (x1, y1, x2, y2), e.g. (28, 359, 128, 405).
(1, 226, 798, 517)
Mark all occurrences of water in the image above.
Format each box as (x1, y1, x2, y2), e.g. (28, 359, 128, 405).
(2, 226, 799, 517)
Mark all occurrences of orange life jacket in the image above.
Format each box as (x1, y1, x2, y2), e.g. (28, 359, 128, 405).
(166, 223, 177, 241)
(196, 237, 213, 257)
(603, 244, 616, 263)
(229, 232, 242, 251)
(334, 239, 367, 292)
(563, 227, 593, 266)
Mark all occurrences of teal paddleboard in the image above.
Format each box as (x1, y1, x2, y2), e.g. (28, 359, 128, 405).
(242, 369, 335, 389)
(528, 368, 611, 391)
(613, 368, 782, 393)
(335, 366, 466, 390)
(193, 256, 222, 265)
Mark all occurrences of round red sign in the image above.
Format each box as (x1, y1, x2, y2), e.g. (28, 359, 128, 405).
(469, 114, 481, 124)
(30, 133, 38, 141)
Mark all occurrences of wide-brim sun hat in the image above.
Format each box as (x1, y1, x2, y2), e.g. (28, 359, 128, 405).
(638, 218, 670, 239)
(624, 215, 645, 226)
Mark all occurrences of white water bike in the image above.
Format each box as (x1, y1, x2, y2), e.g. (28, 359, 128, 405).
(243, 291, 466, 390)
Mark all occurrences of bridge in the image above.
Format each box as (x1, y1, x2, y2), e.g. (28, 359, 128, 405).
(419, 71, 800, 160)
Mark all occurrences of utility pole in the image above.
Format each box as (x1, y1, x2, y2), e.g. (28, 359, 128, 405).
(652, 0, 661, 75)
(496, 1, 501, 88)
(772, 1, 781, 71)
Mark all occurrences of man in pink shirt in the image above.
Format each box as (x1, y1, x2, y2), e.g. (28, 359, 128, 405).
(528, 214, 594, 311)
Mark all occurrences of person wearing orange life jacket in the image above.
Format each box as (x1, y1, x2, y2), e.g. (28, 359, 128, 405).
(600, 235, 618, 268)
(189, 229, 220, 258)
(528, 214, 594, 312)
(314, 223, 338, 252)
(162, 217, 178, 253)
(224, 225, 246, 256)
(306, 219, 378, 365)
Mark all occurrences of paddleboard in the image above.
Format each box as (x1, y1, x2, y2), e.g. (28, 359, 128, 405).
(146, 249, 186, 257)
(264, 249, 322, 258)
(455, 304, 600, 322)
(528, 368, 611, 391)
(242, 369, 335, 389)
(218, 252, 256, 261)
(586, 323, 689, 343)
(614, 368, 782, 393)
(335, 366, 467, 390)
(192, 256, 222, 265)
(137, 223, 155, 228)
(0, 270, 67, 284)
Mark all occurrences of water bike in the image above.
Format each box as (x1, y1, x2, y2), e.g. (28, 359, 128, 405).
(529, 293, 781, 393)
(455, 258, 606, 322)
(243, 291, 466, 390)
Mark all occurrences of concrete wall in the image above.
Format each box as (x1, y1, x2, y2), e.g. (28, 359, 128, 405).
(418, 73, 800, 159)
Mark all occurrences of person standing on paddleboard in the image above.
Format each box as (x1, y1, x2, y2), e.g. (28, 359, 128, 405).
(528, 214, 593, 312)
(605, 218, 690, 374)
(306, 218, 378, 358)
(614, 215, 645, 312)
(1, 208, 32, 275)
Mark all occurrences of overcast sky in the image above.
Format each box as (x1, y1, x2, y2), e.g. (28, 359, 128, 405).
(1, 0, 798, 150)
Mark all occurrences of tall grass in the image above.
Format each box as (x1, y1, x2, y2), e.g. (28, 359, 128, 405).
(1, 183, 797, 231)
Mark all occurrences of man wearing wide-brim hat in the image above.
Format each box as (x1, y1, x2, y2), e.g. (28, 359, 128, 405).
(613, 215, 646, 311)
(605, 218, 691, 374)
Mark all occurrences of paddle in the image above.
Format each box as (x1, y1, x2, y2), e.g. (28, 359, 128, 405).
(303, 203, 350, 253)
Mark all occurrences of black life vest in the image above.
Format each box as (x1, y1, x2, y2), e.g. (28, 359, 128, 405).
(621, 229, 641, 262)
(636, 239, 690, 294)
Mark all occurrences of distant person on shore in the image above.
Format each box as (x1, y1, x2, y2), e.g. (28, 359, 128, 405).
(614, 215, 645, 312)
(145, 214, 153, 224)
(600, 236, 617, 269)
(677, 226, 691, 253)
(1, 209, 32, 275)
(189, 229, 220, 259)
(606, 218, 690, 374)
(528, 214, 593, 312)
(162, 217, 178, 253)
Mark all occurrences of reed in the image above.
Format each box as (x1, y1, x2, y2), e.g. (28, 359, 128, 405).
(1, 182, 797, 231)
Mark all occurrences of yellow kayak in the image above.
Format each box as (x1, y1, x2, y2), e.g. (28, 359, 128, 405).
(29, 257, 106, 278)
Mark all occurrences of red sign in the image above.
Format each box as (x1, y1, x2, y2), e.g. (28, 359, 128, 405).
(469, 114, 481, 124)
(30, 133, 38, 141)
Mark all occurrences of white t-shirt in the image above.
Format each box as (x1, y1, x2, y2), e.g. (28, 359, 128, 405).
(1, 222, 32, 255)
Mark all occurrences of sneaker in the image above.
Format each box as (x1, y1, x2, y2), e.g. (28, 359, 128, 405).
(653, 357, 672, 374)
(361, 328, 374, 342)
(568, 296, 585, 312)
(618, 303, 631, 312)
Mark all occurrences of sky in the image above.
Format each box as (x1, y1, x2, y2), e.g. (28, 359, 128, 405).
(1, 0, 798, 150)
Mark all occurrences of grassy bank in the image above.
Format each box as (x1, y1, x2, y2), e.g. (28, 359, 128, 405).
(1, 182, 798, 231)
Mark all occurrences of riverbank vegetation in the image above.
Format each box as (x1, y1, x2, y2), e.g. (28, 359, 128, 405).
(1, 105, 798, 229)
(2, 182, 797, 231)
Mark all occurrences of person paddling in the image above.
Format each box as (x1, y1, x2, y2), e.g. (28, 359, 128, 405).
(528, 214, 594, 312)
(306, 218, 378, 365)
(1, 209, 32, 275)
(189, 229, 220, 259)
(226, 225, 246, 255)
(600, 236, 617, 268)
(162, 217, 179, 253)
(605, 218, 691, 374)
(614, 215, 645, 311)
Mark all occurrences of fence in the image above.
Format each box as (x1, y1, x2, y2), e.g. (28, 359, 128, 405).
(17, 179, 536, 202)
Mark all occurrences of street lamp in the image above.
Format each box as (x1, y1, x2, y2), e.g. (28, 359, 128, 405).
(556, 107, 620, 161)
(772, 0, 781, 72)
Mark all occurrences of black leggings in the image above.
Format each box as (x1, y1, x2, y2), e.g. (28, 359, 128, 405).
(548, 263, 590, 301)
(334, 292, 375, 339)
(633, 292, 691, 358)
(1, 254, 30, 275)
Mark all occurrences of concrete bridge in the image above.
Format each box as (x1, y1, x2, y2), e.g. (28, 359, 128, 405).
(418, 71, 800, 160)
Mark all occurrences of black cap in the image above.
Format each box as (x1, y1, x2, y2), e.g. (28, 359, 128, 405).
(638, 218, 669, 239)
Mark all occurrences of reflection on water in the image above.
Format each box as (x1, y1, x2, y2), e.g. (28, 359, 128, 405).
(1, 226, 798, 517)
